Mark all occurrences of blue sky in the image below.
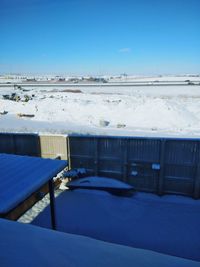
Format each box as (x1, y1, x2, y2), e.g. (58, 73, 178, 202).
(0, 0, 200, 75)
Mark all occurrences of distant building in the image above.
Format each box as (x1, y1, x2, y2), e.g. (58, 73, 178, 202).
(26, 78, 36, 82)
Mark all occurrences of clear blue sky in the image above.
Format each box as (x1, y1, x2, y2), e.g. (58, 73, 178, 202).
(0, 0, 200, 75)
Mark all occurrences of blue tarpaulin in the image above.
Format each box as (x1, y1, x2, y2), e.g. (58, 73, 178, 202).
(0, 153, 67, 214)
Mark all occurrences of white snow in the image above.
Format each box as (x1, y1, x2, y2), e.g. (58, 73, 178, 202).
(1, 78, 200, 137)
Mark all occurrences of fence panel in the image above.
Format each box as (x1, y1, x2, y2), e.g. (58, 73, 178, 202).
(0, 133, 39, 156)
(98, 138, 124, 179)
(163, 140, 199, 196)
(14, 134, 39, 156)
(0, 133, 15, 154)
(39, 135, 68, 160)
(68, 135, 200, 198)
(127, 138, 161, 192)
(69, 136, 96, 176)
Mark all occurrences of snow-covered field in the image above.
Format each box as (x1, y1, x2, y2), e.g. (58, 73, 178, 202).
(1, 77, 200, 137)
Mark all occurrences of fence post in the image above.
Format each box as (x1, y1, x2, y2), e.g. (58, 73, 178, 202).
(193, 142, 200, 199)
(66, 136, 71, 170)
(13, 134, 17, 154)
(193, 144, 200, 199)
(194, 164, 200, 199)
(94, 137, 99, 176)
(158, 139, 166, 195)
(122, 138, 128, 182)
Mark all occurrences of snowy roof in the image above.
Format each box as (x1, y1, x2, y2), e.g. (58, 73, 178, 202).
(0, 153, 67, 214)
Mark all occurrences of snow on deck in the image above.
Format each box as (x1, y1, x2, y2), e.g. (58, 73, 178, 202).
(31, 190, 200, 262)
(2, 218, 200, 267)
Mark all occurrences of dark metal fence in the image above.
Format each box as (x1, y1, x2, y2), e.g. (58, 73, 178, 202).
(0, 133, 68, 159)
(0, 133, 200, 198)
(0, 133, 40, 156)
(69, 135, 200, 199)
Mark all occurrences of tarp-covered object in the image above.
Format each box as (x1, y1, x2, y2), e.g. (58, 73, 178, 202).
(32, 185, 200, 262)
(0, 153, 67, 214)
(1, 219, 200, 267)
(67, 176, 134, 195)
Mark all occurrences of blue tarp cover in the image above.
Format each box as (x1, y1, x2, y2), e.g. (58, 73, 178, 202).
(0, 219, 200, 267)
(0, 153, 67, 214)
(32, 187, 200, 262)
(67, 176, 134, 191)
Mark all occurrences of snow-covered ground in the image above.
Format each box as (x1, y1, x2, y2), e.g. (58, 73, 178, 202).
(1, 78, 200, 137)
